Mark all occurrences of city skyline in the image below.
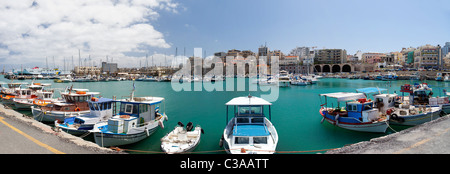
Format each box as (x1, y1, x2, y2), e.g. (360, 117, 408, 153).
(0, 0, 449, 70)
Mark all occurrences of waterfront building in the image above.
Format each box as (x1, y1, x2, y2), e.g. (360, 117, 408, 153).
(74, 66, 101, 75)
(280, 56, 300, 74)
(314, 49, 347, 64)
(101, 62, 118, 74)
(443, 53, 450, 69)
(362, 52, 385, 64)
(401, 47, 416, 67)
(391, 52, 404, 65)
(413, 44, 441, 69)
(289, 46, 310, 59)
(214, 52, 227, 63)
(442, 42, 450, 61)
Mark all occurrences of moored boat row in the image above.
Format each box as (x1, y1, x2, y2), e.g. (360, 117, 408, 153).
(2, 78, 448, 154)
(318, 84, 447, 133)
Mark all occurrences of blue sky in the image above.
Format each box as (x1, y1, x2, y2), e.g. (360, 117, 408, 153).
(0, 0, 449, 71)
(155, 0, 450, 56)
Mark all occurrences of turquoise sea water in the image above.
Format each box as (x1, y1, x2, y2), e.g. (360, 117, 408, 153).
(3, 76, 450, 154)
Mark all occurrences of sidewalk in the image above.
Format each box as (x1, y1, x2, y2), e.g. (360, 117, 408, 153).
(326, 115, 450, 154)
(0, 104, 118, 154)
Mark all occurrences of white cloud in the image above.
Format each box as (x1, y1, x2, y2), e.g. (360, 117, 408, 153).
(0, 0, 179, 67)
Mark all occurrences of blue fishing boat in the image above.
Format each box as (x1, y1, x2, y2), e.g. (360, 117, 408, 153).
(89, 82, 168, 147)
(319, 92, 388, 133)
(54, 97, 114, 135)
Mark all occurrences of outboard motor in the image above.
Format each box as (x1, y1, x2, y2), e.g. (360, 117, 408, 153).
(177, 121, 184, 127)
(186, 122, 193, 131)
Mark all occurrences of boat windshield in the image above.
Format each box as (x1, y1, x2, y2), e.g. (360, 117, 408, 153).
(237, 105, 262, 116)
(234, 136, 268, 145)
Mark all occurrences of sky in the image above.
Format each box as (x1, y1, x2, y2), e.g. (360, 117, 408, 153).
(0, 0, 449, 71)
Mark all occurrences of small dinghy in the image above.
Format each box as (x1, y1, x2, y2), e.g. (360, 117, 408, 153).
(161, 122, 203, 154)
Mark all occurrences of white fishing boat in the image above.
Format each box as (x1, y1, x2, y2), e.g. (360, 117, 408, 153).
(399, 83, 450, 114)
(374, 93, 441, 126)
(13, 83, 52, 110)
(356, 87, 443, 126)
(10, 88, 34, 109)
(319, 92, 388, 133)
(219, 95, 278, 154)
(89, 82, 168, 147)
(160, 122, 203, 154)
(54, 97, 114, 135)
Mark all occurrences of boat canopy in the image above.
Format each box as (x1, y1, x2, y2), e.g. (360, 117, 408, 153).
(320, 92, 366, 102)
(356, 87, 387, 95)
(226, 96, 272, 106)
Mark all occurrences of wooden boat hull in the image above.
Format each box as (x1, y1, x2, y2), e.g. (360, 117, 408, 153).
(321, 109, 388, 133)
(32, 106, 90, 122)
(92, 124, 158, 147)
(389, 109, 442, 126)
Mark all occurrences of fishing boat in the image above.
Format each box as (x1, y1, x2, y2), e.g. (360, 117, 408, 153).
(54, 97, 114, 135)
(0, 82, 26, 105)
(356, 87, 442, 126)
(381, 72, 398, 81)
(374, 93, 441, 126)
(9, 88, 35, 109)
(219, 95, 278, 154)
(89, 83, 168, 147)
(13, 83, 52, 110)
(160, 122, 203, 154)
(319, 92, 388, 133)
(31, 88, 99, 122)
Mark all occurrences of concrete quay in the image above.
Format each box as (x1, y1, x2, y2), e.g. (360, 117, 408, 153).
(326, 115, 450, 154)
(0, 104, 120, 154)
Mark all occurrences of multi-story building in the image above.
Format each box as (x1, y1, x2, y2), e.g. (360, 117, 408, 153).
(401, 47, 416, 67)
(442, 42, 450, 61)
(101, 62, 118, 74)
(413, 44, 441, 69)
(289, 46, 310, 59)
(362, 52, 385, 64)
(279, 56, 300, 74)
(314, 49, 347, 64)
(74, 66, 101, 75)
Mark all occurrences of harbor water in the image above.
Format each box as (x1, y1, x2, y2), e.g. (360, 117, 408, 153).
(3, 76, 450, 154)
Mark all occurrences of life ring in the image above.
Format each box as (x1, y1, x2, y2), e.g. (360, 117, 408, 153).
(390, 113, 405, 123)
(74, 107, 81, 111)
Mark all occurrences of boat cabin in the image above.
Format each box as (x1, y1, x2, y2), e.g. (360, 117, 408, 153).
(117, 97, 164, 124)
(320, 92, 381, 123)
(88, 97, 114, 121)
(225, 96, 273, 147)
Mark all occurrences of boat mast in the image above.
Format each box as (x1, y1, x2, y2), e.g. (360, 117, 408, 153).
(130, 80, 135, 102)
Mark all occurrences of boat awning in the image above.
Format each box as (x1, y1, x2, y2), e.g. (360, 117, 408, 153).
(233, 124, 270, 136)
(320, 92, 366, 102)
(226, 96, 272, 106)
(356, 87, 387, 95)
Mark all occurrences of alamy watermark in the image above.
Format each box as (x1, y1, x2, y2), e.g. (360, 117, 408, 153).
(171, 48, 279, 102)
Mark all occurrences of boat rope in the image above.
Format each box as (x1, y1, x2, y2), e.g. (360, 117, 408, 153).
(108, 147, 339, 154)
(79, 131, 91, 138)
(385, 120, 398, 133)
